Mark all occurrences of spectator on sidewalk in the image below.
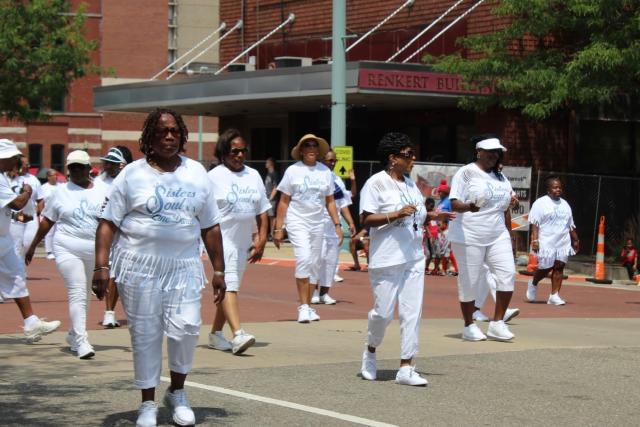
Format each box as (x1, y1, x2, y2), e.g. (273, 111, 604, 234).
(620, 238, 638, 280)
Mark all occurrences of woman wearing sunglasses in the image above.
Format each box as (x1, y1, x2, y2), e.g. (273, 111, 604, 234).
(206, 128, 270, 355)
(273, 134, 343, 323)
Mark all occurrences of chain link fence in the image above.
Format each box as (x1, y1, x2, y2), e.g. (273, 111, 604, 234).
(534, 171, 640, 258)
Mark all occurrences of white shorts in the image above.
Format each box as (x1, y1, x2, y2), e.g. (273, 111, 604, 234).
(0, 235, 29, 299)
(223, 245, 249, 292)
(537, 255, 568, 270)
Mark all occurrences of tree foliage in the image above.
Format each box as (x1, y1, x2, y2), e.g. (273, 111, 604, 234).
(0, 0, 97, 122)
(428, 0, 640, 120)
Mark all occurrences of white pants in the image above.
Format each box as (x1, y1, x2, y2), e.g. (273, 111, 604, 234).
(0, 234, 29, 299)
(54, 245, 94, 345)
(10, 219, 37, 259)
(118, 277, 202, 390)
(367, 258, 425, 360)
(317, 236, 340, 288)
(475, 264, 497, 308)
(223, 245, 248, 292)
(452, 238, 515, 302)
(287, 221, 324, 281)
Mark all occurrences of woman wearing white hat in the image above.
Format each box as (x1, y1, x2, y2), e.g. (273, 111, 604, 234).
(448, 134, 517, 342)
(26, 150, 108, 359)
(273, 134, 343, 323)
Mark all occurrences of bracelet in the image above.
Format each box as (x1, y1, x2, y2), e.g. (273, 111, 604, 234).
(532, 240, 539, 243)
(273, 228, 283, 233)
(93, 266, 109, 272)
(213, 270, 225, 277)
(385, 213, 391, 224)
(334, 223, 340, 227)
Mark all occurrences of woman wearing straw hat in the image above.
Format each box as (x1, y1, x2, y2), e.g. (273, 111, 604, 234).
(273, 134, 343, 323)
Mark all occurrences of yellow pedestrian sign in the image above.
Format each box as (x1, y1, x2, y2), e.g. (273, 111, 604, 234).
(333, 146, 353, 179)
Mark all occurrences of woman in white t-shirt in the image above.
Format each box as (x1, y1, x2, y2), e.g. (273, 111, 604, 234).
(359, 133, 455, 387)
(273, 134, 343, 323)
(449, 135, 517, 342)
(207, 129, 270, 355)
(526, 176, 579, 305)
(25, 150, 108, 360)
(91, 109, 226, 427)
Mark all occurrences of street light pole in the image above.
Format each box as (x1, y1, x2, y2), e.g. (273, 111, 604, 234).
(331, 0, 346, 148)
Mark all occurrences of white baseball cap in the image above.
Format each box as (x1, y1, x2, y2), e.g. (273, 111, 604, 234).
(66, 150, 91, 166)
(0, 138, 23, 159)
(475, 138, 507, 152)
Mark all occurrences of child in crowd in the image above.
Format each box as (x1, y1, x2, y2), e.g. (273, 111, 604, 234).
(423, 198, 438, 273)
(620, 238, 638, 280)
(435, 220, 451, 275)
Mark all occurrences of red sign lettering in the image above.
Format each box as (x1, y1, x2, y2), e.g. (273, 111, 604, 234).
(359, 69, 491, 95)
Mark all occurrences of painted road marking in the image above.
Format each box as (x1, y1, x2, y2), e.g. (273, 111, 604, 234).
(160, 376, 398, 427)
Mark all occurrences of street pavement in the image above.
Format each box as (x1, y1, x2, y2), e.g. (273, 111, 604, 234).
(1, 243, 639, 426)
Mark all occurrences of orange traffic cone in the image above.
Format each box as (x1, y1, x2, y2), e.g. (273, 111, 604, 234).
(586, 216, 612, 284)
(635, 274, 640, 286)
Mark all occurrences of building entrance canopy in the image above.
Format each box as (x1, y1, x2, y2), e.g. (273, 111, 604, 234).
(94, 61, 488, 117)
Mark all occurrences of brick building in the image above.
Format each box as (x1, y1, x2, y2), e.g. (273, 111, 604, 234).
(0, 0, 220, 173)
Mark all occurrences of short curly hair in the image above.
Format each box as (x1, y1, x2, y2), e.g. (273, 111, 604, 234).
(138, 108, 188, 158)
(377, 132, 413, 167)
(215, 128, 243, 161)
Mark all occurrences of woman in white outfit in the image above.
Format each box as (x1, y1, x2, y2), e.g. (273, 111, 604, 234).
(311, 150, 356, 305)
(526, 176, 579, 305)
(207, 129, 270, 355)
(8, 159, 41, 259)
(359, 132, 454, 386)
(449, 135, 517, 342)
(273, 134, 343, 323)
(26, 150, 107, 359)
(92, 109, 226, 427)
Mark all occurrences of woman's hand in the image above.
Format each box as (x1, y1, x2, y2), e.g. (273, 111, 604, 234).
(273, 229, 283, 249)
(24, 245, 36, 265)
(91, 269, 110, 300)
(336, 223, 344, 246)
(397, 204, 418, 218)
(212, 275, 226, 304)
(531, 240, 539, 253)
(432, 211, 457, 222)
(572, 239, 580, 253)
(247, 240, 266, 263)
(509, 193, 519, 209)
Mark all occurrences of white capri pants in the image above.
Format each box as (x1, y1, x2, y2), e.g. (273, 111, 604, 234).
(452, 238, 515, 302)
(10, 219, 37, 259)
(286, 221, 323, 281)
(475, 264, 497, 308)
(54, 239, 94, 346)
(0, 235, 29, 299)
(317, 236, 340, 288)
(223, 245, 248, 292)
(118, 273, 203, 390)
(367, 258, 426, 360)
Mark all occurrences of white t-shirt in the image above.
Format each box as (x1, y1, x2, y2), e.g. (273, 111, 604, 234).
(208, 164, 270, 250)
(359, 171, 426, 269)
(37, 182, 57, 203)
(95, 173, 116, 198)
(0, 174, 16, 236)
(448, 163, 513, 246)
(43, 180, 109, 253)
(101, 156, 220, 259)
(9, 173, 41, 218)
(323, 173, 352, 238)
(277, 161, 334, 224)
(528, 195, 576, 257)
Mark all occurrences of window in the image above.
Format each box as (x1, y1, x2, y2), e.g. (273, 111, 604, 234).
(51, 144, 65, 172)
(28, 144, 43, 168)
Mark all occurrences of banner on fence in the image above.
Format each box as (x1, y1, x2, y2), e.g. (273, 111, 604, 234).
(411, 162, 532, 230)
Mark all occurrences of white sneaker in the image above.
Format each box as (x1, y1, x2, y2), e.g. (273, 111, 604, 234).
(308, 306, 320, 321)
(462, 323, 487, 341)
(46, 252, 55, 260)
(503, 308, 520, 323)
(231, 329, 255, 355)
(547, 293, 566, 306)
(320, 293, 337, 305)
(395, 365, 428, 386)
(65, 332, 78, 352)
(297, 304, 311, 323)
(310, 290, 320, 304)
(487, 320, 515, 341)
(77, 340, 95, 359)
(136, 400, 158, 427)
(334, 274, 344, 282)
(163, 388, 195, 426)
(526, 279, 537, 302)
(361, 348, 377, 380)
(24, 318, 61, 343)
(208, 331, 232, 351)
(472, 310, 489, 322)
(102, 310, 120, 328)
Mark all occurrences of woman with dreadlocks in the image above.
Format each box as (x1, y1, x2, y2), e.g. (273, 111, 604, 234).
(449, 134, 517, 343)
(92, 108, 226, 427)
(359, 132, 455, 387)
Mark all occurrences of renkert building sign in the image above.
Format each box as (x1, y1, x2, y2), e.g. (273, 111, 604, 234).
(359, 69, 492, 95)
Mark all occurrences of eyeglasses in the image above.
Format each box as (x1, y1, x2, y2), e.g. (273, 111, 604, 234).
(302, 141, 319, 148)
(155, 127, 181, 137)
(395, 150, 415, 159)
(230, 148, 248, 155)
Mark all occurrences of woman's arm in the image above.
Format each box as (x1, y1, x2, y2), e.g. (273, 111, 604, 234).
(530, 223, 540, 252)
(24, 216, 55, 265)
(340, 206, 356, 237)
(202, 224, 226, 304)
(570, 228, 580, 253)
(91, 219, 118, 300)
(505, 208, 516, 258)
(361, 205, 417, 228)
(249, 212, 269, 263)
(273, 193, 290, 249)
(450, 199, 479, 213)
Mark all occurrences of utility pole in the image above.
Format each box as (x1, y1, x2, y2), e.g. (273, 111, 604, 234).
(330, 0, 346, 148)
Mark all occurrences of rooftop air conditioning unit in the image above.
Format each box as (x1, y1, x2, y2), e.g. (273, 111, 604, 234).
(227, 63, 256, 72)
(312, 57, 331, 65)
(274, 56, 312, 68)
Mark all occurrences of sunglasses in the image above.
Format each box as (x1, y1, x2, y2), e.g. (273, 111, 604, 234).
(155, 127, 181, 137)
(395, 150, 415, 159)
(230, 148, 248, 155)
(302, 141, 319, 148)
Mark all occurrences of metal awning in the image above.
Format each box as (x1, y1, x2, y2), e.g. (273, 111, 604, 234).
(94, 61, 486, 117)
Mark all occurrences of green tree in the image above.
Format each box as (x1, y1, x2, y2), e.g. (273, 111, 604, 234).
(0, 0, 97, 122)
(428, 0, 640, 120)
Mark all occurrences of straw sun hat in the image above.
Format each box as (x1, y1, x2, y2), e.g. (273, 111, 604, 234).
(290, 134, 330, 160)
